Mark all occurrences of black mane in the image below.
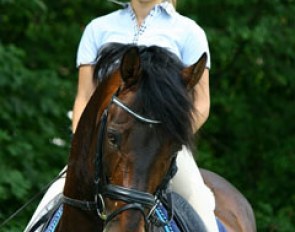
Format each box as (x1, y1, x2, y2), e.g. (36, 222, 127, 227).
(94, 43, 195, 148)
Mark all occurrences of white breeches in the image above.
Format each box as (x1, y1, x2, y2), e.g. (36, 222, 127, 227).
(24, 169, 66, 232)
(172, 146, 218, 232)
(24, 147, 218, 232)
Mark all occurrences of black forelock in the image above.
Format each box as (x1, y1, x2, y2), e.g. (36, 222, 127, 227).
(134, 46, 194, 147)
(93, 43, 194, 148)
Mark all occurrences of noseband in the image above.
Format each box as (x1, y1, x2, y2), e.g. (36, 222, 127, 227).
(63, 95, 178, 229)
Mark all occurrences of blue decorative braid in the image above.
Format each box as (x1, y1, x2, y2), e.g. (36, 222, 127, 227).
(42, 203, 226, 232)
(155, 204, 180, 232)
(44, 205, 63, 232)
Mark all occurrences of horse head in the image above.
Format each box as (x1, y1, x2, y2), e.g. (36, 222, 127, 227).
(99, 45, 207, 232)
(61, 43, 207, 232)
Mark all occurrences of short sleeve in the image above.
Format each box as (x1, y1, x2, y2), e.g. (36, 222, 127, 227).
(76, 22, 99, 68)
(181, 23, 211, 69)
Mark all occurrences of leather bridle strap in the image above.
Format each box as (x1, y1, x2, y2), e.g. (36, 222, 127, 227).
(100, 184, 157, 207)
(94, 109, 108, 188)
(112, 96, 161, 124)
(104, 203, 147, 224)
(62, 196, 97, 211)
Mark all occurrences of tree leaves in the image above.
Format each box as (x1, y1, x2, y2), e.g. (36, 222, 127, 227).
(0, 0, 294, 231)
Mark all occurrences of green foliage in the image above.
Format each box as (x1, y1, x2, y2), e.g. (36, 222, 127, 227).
(190, 0, 295, 231)
(0, 0, 294, 231)
(0, 43, 71, 230)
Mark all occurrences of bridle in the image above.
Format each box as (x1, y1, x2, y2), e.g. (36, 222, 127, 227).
(63, 95, 178, 230)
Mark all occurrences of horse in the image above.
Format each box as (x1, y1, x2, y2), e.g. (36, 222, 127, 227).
(200, 169, 256, 232)
(51, 43, 256, 232)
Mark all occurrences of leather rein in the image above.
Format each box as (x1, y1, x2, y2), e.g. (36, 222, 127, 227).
(63, 95, 178, 229)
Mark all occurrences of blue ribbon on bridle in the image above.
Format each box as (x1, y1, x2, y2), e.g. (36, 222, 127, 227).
(44, 204, 181, 232)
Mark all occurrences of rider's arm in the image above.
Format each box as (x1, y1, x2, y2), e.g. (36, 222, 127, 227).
(192, 68, 210, 133)
(72, 65, 96, 133)
(181, 22, 211, 133)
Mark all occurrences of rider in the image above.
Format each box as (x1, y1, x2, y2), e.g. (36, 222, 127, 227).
(25, 0, 218, 231)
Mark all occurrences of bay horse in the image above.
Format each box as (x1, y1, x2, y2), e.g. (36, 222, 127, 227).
(53, 43, 256, 232)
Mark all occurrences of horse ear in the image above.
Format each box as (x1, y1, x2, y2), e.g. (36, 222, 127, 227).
(120, 47, 141, 88)
(181, 53, 207, 90)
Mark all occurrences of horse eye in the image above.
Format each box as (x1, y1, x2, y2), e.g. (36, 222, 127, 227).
(107, 131, 120, 148)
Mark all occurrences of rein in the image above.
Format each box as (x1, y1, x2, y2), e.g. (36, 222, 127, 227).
(63, 95, 178, 229)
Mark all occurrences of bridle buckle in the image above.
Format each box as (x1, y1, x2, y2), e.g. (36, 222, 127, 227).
(95, 193, 107, 220)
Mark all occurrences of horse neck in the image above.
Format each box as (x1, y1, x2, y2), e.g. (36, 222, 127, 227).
(64, 73, 122, 199)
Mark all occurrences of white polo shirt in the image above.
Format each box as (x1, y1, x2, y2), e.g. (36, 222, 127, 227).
(76, 1, 210, 68)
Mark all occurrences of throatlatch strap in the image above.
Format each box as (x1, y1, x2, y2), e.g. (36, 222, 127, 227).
(157, 156, 178, 191)
(155, 155, 178, 223)
(62, 196, 97, 211)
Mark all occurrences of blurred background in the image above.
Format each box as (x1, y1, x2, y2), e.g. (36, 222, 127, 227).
(0, 0, 294, 231)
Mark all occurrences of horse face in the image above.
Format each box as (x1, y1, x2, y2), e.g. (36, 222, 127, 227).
(100, 48, 178, 232)
(102, 95, 175, 232)
(105, 98, 171, 190)
(103, 47, 178, 192)
(100, 47, 207, 232)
